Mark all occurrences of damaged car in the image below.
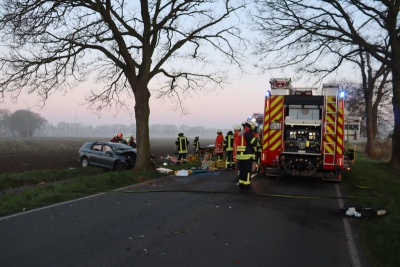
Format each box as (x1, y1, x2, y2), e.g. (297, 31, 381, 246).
(78, 141, 137, 171)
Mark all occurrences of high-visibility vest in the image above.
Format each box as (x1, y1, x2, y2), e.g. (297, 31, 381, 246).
(193, 138, 200, 150)
(233, 130, 240, 161)
(223, 134, 234, 152)
(176, 136, 189, 154)
(235, 130, 256, 160)
(214, 134, 224, 154)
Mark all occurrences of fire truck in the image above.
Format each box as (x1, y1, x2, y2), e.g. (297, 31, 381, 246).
(260, 78, 352, 181)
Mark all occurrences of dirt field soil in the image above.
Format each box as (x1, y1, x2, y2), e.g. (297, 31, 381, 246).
(0, 137, 214, 175)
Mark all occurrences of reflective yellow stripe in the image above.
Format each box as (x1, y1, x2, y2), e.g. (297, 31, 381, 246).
(243, 173, 251, 185)
(237, 145, 246, 152)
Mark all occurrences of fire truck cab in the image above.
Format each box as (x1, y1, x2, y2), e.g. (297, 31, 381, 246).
(261, 78, 346, 181)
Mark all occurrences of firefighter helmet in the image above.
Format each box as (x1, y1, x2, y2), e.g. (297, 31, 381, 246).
(178, 132, 184, 136)
(117, 132, 123, 138)
(217, 129, 222, 133)
(245, 121, 256, 129)
(233, 125, 241, 131)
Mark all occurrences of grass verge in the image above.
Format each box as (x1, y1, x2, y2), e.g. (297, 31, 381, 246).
(342, 154, 400, 267)
(0, 159, 202, 217)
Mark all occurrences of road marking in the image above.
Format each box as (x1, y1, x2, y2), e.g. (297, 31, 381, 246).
(335, 184, 361, 267)
(0, 176, 176, 221)
(0, 193, 105, 221)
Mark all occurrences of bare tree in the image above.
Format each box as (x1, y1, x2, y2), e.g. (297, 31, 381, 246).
(343, 52, 392, 157)
(0, 0, 247, 169)
(251, 0, 400, 167)
(0, 108, 11, 136)
(8, 109, 47, 137)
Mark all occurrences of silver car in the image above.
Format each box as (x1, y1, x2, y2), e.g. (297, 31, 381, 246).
(78, 141, 137, 171)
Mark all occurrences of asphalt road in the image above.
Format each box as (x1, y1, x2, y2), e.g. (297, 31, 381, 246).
(0, 171, 369, 267)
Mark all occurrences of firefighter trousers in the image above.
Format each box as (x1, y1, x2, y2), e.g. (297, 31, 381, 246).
(238, 159, 253, 191)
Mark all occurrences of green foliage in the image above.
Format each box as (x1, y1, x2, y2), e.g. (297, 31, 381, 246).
(0, 167, 104, 190)
(342, 154, 400, 267)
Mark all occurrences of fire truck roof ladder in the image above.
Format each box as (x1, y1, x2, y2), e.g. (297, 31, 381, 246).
(323, 90, 338, 166)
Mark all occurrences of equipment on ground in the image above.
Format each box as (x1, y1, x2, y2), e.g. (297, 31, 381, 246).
(260, 78, 353, 181)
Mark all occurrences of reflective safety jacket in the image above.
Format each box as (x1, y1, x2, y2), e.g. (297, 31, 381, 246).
(175, 136, 189, 154)
(235, 129, 257, 160)
(214, 133, 224, 154)
(223, 131, 234, 152)
(193, 138, 200, 151)
(233, 130, 240, 161)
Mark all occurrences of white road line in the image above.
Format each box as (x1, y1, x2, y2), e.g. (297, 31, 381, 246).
(0, 176, 175, 221)
(335, 183, 361, 267)
(0, 193, 105, 221)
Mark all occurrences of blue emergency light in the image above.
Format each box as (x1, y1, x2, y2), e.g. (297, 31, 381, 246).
(338, 91, 346, 98)
(265, 90, 271, 98)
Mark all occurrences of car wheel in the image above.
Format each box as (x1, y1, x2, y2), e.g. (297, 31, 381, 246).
(115, 161, 126, 172)
(81, 157, 89, 168)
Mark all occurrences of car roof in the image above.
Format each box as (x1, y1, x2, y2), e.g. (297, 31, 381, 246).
(89, 141, 137, 151)
(88, 141, 118, 145)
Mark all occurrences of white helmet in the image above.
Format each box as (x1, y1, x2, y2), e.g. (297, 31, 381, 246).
(233, 125, 241, 131)
(217, 129, 222, 133)
(245, 120, 256, 129)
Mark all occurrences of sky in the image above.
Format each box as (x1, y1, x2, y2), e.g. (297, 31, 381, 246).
(0, 2, 360, 131)
(0, 73, 270, 129)
(1, 67, 358, 130)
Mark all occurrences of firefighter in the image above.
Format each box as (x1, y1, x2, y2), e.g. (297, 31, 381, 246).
(116, 132, 127, 144)
(110, 134, 119, 143)
(254, 130, 262, 173)
(232, 124, 241, 180)
(175, 132, 189, 165)
(235, 121, 257, 193)
(193, 135, 201, 154)
(223, 130, 235, 170)
(125, 133, 137, 148)
(214, 129, 224, 161)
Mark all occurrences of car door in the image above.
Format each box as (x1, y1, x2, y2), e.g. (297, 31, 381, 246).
(87, 144, 104, 167)
(98, 144, 115, 169)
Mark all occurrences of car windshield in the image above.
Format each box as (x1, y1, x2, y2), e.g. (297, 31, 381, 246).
(111, 143, 135, 153)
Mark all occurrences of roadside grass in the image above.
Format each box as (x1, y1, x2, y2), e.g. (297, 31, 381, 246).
(0, 159, 203, 217)
(342, 154, 400, 267)
(0, 167, 104, 189)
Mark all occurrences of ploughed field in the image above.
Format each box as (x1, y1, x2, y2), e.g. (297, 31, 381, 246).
(0, 137, 215, 175)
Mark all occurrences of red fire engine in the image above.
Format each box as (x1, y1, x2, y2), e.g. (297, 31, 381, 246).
(260, 78, 347, 181)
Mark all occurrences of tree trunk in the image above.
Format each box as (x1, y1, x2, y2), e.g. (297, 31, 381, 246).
(390, 68, 400, 167)
(372, 107, 378, 139)
(360, 52, 376, 157)
(133, 78, 153, 170)
(364, 90, 376, 157)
